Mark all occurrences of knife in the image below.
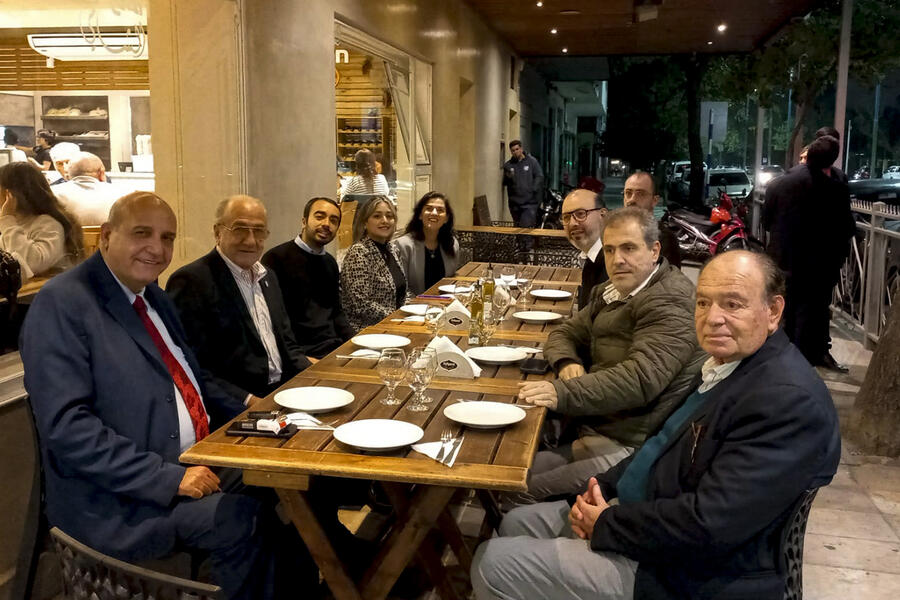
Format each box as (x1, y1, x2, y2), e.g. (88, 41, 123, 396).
(442, 433, 465, 466)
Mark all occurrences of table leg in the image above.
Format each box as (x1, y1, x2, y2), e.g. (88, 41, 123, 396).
(275, 488, 362, 600)
(360, 484, 456, 600)
(381, 483, 467, 600)
(476, 489, 503, 533)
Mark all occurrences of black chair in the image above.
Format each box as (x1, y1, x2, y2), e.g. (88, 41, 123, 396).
(779, 488, 820, 600)
(50, 527, 222, 600)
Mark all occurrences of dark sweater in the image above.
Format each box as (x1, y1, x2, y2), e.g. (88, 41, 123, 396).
(261, 240, 354, 358)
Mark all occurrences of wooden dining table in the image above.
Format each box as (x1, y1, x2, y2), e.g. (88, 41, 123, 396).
(180, 262, 581, 600)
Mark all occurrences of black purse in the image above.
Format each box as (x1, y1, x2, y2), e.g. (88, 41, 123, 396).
(0, 250, 22, 306)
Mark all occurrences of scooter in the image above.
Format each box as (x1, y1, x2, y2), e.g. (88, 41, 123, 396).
(662, 191, 763, 261)
(538, 188, 564, 229)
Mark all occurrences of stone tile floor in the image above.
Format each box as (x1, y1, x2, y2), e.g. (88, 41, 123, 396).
(349, 315, 900, 599)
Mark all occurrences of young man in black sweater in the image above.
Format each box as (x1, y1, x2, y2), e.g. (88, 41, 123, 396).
(262, 197, 354, 358)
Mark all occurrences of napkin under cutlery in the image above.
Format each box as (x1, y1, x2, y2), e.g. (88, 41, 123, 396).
(412, 434, 464, 467)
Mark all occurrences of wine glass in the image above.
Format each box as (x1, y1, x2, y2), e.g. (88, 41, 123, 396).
(493, 280, 512, 322)
(455, 284, 474, 308)
(377, 348, 407, 406)
(424, 306, 445, 338)
(405, 347, 437, 412)
(480, 311, 498, 345)
(500, 265, 518, 287)
(518, 277, 533, 306)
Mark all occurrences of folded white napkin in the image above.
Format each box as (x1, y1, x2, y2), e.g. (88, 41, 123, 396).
(426, 335, 482, 378)
(445, 298, 470, 317)
(412, 438, 462, 467)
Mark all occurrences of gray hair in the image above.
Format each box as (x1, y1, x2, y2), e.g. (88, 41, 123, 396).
(352, 196, 396, 243)
(49, 142, 79, 163)
(601, 206, 659, 248)
(65, 152, 104, 178)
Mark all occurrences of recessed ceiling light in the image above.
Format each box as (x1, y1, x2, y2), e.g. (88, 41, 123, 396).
(551, 28, 558, 34)
(559, 10, 581, 15)
(717, 23, 727, 33)
(562, 47, 568, 53)
(536, 1, 543, 6)
(707, 41, 713, 45)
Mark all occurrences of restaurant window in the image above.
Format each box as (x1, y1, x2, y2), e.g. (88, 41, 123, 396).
(334, 22, 431, 231)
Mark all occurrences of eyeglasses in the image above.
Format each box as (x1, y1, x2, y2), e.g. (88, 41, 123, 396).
(623, 189, 652, 199)
(220, 224, 270, 240)
(561, 207, 604, 224)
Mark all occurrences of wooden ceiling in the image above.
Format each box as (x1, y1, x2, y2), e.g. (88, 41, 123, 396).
(464, 0, 821, 56)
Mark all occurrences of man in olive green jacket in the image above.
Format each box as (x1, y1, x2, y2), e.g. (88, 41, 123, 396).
(514, 207, 705, 504)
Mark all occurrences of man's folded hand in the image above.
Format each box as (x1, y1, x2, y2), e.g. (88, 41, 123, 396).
(177, 466, 221, 499)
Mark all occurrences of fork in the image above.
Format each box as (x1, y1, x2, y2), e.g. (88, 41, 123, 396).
(434, 426, 453, 463)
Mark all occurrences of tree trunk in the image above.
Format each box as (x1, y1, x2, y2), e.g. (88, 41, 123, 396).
(847, 301, 900, 456)
(684, 55, 707, 209)
(786, 100, 810, 168)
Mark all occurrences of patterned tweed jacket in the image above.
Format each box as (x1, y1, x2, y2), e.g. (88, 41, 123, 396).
(340, 236, 408, 333)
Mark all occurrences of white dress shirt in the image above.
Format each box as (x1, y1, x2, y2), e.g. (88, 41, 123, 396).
(216, 247, 282, 385)
(580, 235, 604, 263)
(295, 234, 326, 255)
(697, 356, 741, 393)
(107, 266, 207, 453)
(601, 264, 660, 304)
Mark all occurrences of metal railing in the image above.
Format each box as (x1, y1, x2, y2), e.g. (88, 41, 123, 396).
(750, 192, 899, 345)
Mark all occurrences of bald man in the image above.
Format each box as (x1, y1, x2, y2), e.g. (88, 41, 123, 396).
(54, 151, 124, 226)
(167, 195, 311, 407)
(561, 188, 608, 306)
(20, 193, 314, 598)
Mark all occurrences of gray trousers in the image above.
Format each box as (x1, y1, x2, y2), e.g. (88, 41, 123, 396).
(503, 434, 634, 509)
(471, 500, 637, 599)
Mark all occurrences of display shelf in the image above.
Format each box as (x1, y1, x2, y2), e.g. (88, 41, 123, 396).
(41, 115, 108, 120)
(55, 136, 110, 142)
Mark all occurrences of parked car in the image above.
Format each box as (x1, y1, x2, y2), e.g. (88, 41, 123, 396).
(667, 160, 707, 184)
(849, 178, 900, 207)
(708, 168, 753, 201)
(882, 165, 900, 180)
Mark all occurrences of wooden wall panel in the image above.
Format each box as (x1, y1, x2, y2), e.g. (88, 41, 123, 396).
(0, 39, 148, 91)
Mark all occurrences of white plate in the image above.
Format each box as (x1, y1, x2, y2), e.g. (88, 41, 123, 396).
(530, 288, 573, 300)
(464, 346, 529, 365)
(399, 304, 429, 316)
(443, 401, 527, 429)
(438, 284, 473, 294)
(512, 310, 563, 324)
(333, 419, 424, 451)
(274, 387, 355, 413)
(351, 334, 412, 350)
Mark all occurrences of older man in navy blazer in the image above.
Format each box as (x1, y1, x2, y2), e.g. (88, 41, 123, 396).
(21, 192, 313, 599)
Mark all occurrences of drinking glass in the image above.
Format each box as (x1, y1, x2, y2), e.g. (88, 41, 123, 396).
(518, 277, 533, 306)
(405, 347, 437, 412)
(455, 284, 474, 308)
(500, 265, 518, 287)
(377, 348, 407, 406)
(493, 280, 512, 322)
(480, 311, 498, 345)
(424, 306, 445, 338)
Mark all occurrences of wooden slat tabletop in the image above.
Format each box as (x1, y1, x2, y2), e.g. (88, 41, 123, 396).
(180, 262, 579, 493)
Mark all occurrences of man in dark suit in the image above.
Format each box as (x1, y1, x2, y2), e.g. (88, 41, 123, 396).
(763, 135, 855, 370)
(20, 192, 313, 599)
(262, 197, 354, 358)
(561, 188, 608, 307)
(167, 195, 312, 405)
(473, 250, 840, 599)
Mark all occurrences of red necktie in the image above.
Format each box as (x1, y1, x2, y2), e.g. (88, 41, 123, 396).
(132, 296, 209, 441)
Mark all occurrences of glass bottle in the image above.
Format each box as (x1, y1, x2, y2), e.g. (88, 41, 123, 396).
(468, 279, 484, 346)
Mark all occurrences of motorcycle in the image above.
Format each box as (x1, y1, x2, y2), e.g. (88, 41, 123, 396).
(662, 190, 763, 261)
(538, 187, 565, 229)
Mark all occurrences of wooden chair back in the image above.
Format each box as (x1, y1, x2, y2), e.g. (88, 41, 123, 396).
(473, 195, 491, 226)
(82, 226, 101, 257)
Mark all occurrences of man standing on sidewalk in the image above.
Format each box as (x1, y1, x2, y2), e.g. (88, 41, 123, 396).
(503, 140, 544, 227)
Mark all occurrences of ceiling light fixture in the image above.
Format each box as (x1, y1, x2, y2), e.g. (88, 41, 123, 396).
(562, 47, 568, 53)
(551, 28, 558, 34)
(717, 23, 727, 32)
(707, 41, 713, 45)
(536, 1, 543, 7)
